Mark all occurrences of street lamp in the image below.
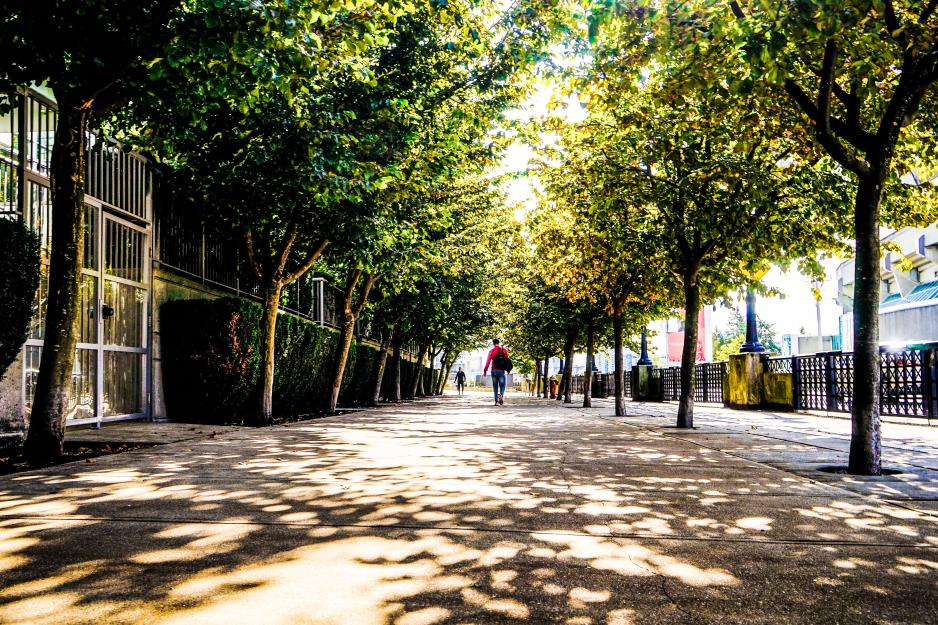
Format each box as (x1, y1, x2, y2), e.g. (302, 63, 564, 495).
(739, 285, 765, 353)
(637, 325, 653, 366)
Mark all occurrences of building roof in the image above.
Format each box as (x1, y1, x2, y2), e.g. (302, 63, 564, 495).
(882, 279, 938, 308)
(882, 293, 902, 307)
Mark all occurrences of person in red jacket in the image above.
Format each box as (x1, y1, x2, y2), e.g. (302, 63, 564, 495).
(483, 338, 509, 406)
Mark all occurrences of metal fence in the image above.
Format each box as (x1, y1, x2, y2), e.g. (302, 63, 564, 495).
(155, 199, 347, 329)
(695, 362, 726, 403)
(661, 366, 680, 401)
(567, 362, 721, 404)
(561, 348, 938, 419)
(771, 347, 938, 418)
(568, 371, 633, 398)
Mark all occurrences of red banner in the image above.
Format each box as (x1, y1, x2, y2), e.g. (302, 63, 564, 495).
(667, 308, 707, 365)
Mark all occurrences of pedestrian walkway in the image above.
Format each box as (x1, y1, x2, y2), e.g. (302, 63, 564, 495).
(0, 395, 936, 624)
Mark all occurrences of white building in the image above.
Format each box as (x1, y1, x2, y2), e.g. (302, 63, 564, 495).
(837, 223, 938, 350)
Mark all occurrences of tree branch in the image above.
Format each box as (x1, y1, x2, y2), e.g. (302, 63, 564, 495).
(784, 79, 872, 176)
(883, 0, 903, 35)
(275, 222, 299, 276)
(817, 39, 839, 136)
(343, 269, 363, 316)
(243, 229, 264, 279)
(282, 239, 329, 284)
(353, 273, 379, 318)
(922, 0, 938, 25)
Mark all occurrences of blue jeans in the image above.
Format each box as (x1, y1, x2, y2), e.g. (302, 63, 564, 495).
(491, 370, 506, 402)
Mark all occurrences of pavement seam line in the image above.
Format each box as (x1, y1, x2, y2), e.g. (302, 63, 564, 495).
(6, 515, 937, 549)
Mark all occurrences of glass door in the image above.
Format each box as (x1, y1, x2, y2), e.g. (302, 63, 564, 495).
(99, 210, 149, 421)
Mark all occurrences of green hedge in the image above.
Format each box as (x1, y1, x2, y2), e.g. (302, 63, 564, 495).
(0, 218, 40, 375)
(160, 297, 422, 424)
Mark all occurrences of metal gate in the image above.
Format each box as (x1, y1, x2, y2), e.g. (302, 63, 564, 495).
(24, 202, 150, 426)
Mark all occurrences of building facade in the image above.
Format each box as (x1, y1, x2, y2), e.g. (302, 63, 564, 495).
(837, 224, 938, 351)
(0, 88, 349, 434)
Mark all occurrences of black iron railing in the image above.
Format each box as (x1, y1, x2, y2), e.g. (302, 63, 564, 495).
(695, 362, 726, 403)
(155, 200, 349, 330)
(560, 348, 938, 419)
(791, 348, 938, 418)
(766, 357, 792, 373)
(661, 366, 680, 401)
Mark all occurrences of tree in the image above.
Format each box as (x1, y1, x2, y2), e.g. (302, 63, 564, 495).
(586, 0, 938, 475)
(533, 120, 676, 415)
(1, 0, 396, 460)
(712, 308, 781, 361)
(133, 0, 528, 420)
(559, 34, 852, 426)
(723, 0, 938, 475)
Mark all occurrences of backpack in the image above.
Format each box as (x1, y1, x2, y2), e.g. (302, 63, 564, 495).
(493, 347, 513, 373)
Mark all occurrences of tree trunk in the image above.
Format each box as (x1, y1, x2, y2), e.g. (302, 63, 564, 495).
(849, 174, 885, 475)
(583, 320, 595, 408)
(677, 280, 700, 428)
(533, 360, 541, 397)
(435, 351, 449, 394)
(329, 313, 356, 412)
(329, 271, 376, 412)
(409, 343, 428, 399)
(255, 280, 284, 426)
(437, 356, 453, 395)
(543, 351, 551, 399)
(427, 347, 436, 396)
(613, 312, 626, 416)
(371, 322, 396, 406)
(392, 340, 402, 402)
(563, 332, 576, 404)
(559, 330, 575, 403)
(25, 98, 90, 466)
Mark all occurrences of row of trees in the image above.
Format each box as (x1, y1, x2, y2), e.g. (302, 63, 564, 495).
(502, 0, 937, 475)
(1, 0, 563, 464)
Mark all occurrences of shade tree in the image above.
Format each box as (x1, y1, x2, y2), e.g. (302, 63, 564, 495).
(533, 130, 677, 414)
(585, 0, 938, 475)
(1, 0, 406, 460)
(559, 38, 852, 426)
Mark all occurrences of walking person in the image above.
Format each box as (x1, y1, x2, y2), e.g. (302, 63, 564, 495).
(483, 338, 511, 406)
(454, 367, 467, 396)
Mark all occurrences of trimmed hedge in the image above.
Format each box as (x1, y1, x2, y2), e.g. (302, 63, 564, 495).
(161, 297, 423, 424)
(0, 218, 40, 375)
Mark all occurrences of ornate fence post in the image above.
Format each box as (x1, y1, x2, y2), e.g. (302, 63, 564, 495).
(792, 356, 802, 411)
(824, 352, 835, 412)
(926, 345, 938, 420)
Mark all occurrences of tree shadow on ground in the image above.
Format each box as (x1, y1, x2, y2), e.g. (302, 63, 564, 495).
(0, 397, 937, 624)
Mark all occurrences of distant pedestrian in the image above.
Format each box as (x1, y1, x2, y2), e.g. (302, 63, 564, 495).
(483, 339, 512, 406)
(454, 367, 467, 395)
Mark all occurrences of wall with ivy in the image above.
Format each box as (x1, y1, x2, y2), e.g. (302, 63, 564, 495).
(160, 297, 423, 424)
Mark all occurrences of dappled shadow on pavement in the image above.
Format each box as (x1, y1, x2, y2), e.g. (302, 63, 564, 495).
(0, 394, 937, 624)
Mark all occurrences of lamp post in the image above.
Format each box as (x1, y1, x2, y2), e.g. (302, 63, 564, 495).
(637, 325, 653, 366)
(739, 285, 765, 353)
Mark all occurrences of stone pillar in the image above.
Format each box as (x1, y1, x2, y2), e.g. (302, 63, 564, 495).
(632, 365, 654, 400)
(727, 352, 765, 408)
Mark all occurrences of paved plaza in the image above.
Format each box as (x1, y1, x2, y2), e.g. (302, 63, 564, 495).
(1, 395, 937, 624)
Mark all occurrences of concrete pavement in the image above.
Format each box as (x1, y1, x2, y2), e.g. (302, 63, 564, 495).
(0, 394, 936, 624)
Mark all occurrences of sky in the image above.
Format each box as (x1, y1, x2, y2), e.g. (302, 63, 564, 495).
(499, 86, 851, 342)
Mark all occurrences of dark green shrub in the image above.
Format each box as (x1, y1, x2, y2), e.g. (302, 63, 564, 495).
(0, 218, 40, 375)
(339, 343, 378, 406)
(160, 297, 404, 423)
(272, 313, 337, 415)
(160, 298, 261, 423)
